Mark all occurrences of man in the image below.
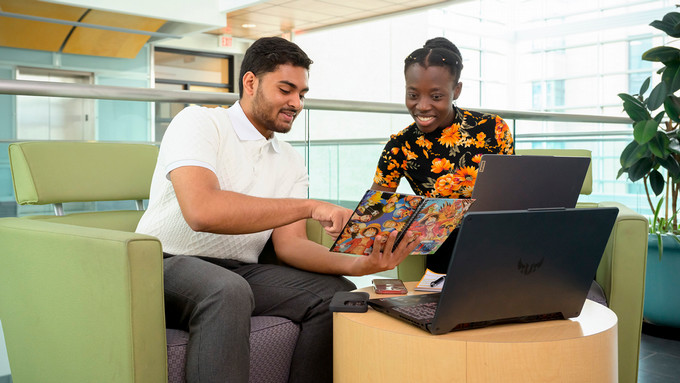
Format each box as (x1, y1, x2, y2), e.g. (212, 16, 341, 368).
(136, 36, 420, 383)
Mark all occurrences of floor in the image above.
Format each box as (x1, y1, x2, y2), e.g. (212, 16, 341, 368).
(638, 323, 680, 382)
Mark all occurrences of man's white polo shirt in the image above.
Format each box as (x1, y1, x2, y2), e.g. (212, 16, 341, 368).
(136, 102, 309, 263)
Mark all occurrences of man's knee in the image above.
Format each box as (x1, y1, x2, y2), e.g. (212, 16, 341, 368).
(165, 256, 255, 313)
(316, 275, 357, 301)
(200, 270, 255, 315)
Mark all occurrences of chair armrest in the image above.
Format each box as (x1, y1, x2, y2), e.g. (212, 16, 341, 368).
(306, 219, 335, 247)
(592, 201, 648, 310)
(589, 201, 648, 383)
(0, 218, 167, 383)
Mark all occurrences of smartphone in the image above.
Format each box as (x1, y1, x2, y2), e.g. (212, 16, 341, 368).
(372, 278, 407, 294)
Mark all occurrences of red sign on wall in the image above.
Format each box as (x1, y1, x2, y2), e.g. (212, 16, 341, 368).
(219, 35, 233, 48)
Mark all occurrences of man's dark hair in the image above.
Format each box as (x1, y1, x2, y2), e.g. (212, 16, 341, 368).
(238, 36, 313, 98)
(404, 37, 464, 83)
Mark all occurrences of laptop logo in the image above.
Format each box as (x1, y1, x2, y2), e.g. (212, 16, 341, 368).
(479, 160, 485, 172)
(517, 257, 544, 275)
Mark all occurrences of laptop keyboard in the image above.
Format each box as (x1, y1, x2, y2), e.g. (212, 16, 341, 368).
(394, 302, 438, 320)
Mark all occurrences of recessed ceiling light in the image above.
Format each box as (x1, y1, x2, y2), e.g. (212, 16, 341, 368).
(242, 23, 257, 28)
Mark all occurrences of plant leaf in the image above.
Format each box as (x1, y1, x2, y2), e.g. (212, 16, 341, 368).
(651, 12, 680, 38)
(654, 110, 666, 124)
(652, 198, 664, 233)
(620, 140, 650, 167)
(619, 93, 645, 107)
(662, 62, 680, 93)
(621, 98, 652, 121)
(627, 157, 654, 182)
(634, 119, 659, 144)
(659, 154, 680, 178)
(665, 95, 680, 123)
(648, 132, 670, 158)
(647, 81, 669, 111)
(669, 135, 680, 154)
(640, 76, 651, 95)
(650, 169, 666, 196)
(643, 46, 680, 65)
(617, 167, 627, 179)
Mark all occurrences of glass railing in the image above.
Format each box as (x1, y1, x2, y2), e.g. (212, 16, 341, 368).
(0, 79, 640, 218)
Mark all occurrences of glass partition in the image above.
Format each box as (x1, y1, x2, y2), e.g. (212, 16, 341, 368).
(0, 82, 642, 220)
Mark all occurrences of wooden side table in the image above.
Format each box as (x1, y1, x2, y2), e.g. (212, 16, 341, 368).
(333, 282, 618, 383)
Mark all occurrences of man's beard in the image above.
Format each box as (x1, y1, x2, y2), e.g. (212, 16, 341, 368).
(252, 87, 297, 134)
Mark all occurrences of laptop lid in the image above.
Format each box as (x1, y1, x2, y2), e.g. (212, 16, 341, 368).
(468, 154, 590, 212)
(426, 207, 618, 334)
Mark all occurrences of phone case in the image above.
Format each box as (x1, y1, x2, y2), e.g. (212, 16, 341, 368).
(329, 291, 369, 313)
(372, 278, 407, 294)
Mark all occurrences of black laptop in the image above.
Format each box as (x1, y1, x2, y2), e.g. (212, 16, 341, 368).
(368, 207, 618, 335)
(467, 154, 591, 212)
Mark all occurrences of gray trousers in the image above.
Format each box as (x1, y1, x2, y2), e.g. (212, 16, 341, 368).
(163, 253, 356, 383)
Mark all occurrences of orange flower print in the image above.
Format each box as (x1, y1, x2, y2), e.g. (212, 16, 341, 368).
(402, 146, 418, 160)
(387, 159, 400, 171)
(391, 147, 400, 155)
(388, 170, 401, 180)
(373, 169, 384, 184)
(383, 171, 400, 188)
(416, 136, 433, 150)
(457, 185, 474, 198)
(495, 119, 505, 140)
(434, 173, 460, 197)
(452, 166, 477, 188)
(472, 154, 483, 163)
(438, 124, 461, 147)
(495, 119, 514, 153)
(431, 158, 452, 174)
(474, 132, 487, 148)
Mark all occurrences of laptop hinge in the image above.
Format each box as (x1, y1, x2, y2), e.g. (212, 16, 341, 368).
(527, 207, 567, 211)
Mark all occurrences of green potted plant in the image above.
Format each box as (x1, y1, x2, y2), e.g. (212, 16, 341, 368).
(618, 9, 680, 328)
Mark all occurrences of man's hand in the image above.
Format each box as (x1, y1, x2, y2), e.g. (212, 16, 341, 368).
(310, 201, 353, 238)
(350, 230, 422, 275)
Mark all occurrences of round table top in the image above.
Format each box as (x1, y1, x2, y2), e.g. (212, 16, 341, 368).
(342, 282, 618, 343)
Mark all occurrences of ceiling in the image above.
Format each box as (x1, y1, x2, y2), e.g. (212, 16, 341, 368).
(0, 0, 166, 58)
(0, 0, 453, 58)
(219, 0, 451, 40)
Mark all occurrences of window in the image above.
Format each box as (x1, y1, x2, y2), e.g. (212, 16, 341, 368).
(628, 38, 654, 95)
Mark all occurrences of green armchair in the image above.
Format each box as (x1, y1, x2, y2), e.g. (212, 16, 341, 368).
(0, 141, 305, 383)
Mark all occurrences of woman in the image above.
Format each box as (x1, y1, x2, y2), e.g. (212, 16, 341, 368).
(371, 37, 514, 198)
(370, 37, 514, 271)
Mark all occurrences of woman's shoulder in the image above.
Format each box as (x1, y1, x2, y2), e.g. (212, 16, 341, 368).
(457, 106, 507, 127)
(457, 106, 502, 120)
(388, 123, 420, 140)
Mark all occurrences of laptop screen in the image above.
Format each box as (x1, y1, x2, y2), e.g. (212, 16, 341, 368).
(468, 154, 590, 212)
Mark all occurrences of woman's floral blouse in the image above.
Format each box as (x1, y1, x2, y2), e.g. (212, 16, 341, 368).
(373, 106, 514, 198)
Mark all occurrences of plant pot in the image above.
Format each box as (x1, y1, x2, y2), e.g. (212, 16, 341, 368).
(644, 233, 680, 328)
